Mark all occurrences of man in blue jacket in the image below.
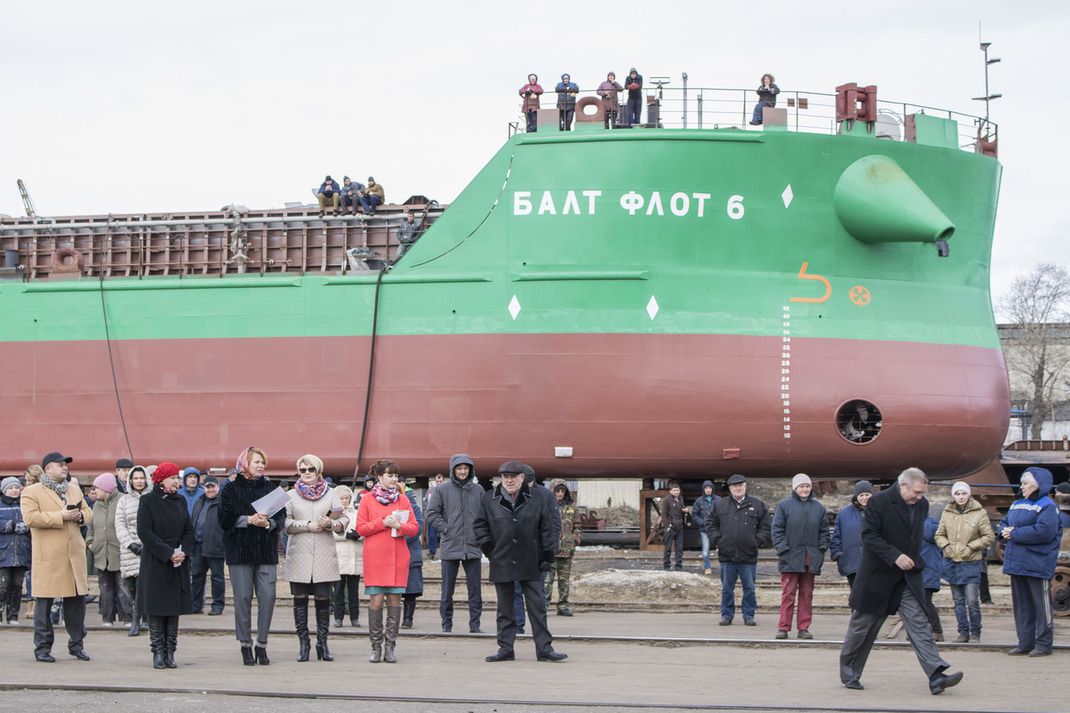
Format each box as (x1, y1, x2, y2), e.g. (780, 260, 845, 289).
(999, 467, 1063, 657)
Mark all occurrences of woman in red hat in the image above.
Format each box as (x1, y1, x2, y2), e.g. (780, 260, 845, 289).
(136, 462, 194, 669)
(355, 460, 418, 663)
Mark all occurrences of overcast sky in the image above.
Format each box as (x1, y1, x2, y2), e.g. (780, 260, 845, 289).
(2, 0, 1066, 303)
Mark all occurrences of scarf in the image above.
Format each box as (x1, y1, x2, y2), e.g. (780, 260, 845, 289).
(160, 481, 180, 495)
(372, 482, 400, 505)
(41, 473, 70, 503)
(296, 477, 328, 501)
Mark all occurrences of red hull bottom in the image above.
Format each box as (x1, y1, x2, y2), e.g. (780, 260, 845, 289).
(1, 333, 1009, 480)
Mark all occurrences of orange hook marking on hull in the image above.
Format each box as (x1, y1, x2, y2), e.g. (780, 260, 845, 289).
(790, 262, 831, 303)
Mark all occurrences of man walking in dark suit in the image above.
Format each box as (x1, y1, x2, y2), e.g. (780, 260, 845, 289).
(839, 467, 963, 694)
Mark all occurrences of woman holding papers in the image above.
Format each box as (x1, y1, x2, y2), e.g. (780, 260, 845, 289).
(136, 461, 194, 669)
(218, 446, 287, 666)
(284, 454, 348, 662)
(355, 459, 419, 663)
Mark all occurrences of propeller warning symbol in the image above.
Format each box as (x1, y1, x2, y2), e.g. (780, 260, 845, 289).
(849, 286, 871, 306)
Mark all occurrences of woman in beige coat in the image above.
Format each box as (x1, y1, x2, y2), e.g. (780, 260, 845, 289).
(284, 454, 347, 662)
(332, 485, 362, 628)
(934, 481, 995, 643)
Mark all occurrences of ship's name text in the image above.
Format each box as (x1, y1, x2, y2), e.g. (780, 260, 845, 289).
(513, 191, 745, 219)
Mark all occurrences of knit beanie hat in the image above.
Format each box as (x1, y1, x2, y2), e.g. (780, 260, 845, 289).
(854, 480, 874, 498)
(1, 477, 21, 493)
(153, 462, 180, 484)
(951, 481, 971, 496)
(92, 473, 117, 493)
(792, 473, 812, 491)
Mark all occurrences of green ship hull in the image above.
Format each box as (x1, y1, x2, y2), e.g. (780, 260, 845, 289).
(0, 121, 1009, 479)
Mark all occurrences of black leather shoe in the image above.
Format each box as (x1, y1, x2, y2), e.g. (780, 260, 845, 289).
(441, 624, 452, 633)
(844, 680, 864, 690)
(557, 609, 573, 617)
(929, 670, 963, 695)
(35, 653, 56, 663)
(241, 646, 256, 666)
(537, 650, 568, 662)
(469, 626, 483, 633)
(1028, 649, 1052, 657)
(70, 650, 91, 661)
(254, 645, 270, 665)
(485, 650, 515, 662)
(1006, 647, 1033, 656)
(744, 618, 756, 626)
(719, 618, 732, 626)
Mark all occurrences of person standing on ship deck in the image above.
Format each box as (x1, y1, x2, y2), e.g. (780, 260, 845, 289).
(624, 68, 643, 127)
(597, 72, 624, 128)
(555, 74, 578, 131)
(519, 73, 543, 133)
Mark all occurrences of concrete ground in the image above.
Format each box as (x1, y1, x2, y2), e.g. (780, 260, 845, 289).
(0, 601, 1063, 712)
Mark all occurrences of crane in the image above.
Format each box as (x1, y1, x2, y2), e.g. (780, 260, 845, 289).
(17, 179, 39, 219)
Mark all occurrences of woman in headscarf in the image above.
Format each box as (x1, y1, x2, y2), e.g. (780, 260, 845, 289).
(355, 460, 418, 663)
(136, 462, 194, 669)
(218, 446, 286, 665)
(332, 485, 363, 628)
(935, 481, 995, 643)
(115, 465, 151, 636)
(284, 454, 347, 662)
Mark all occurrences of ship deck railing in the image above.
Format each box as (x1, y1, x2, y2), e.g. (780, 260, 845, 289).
(511, 86, 995, 155)
(0, 200, 445, 282)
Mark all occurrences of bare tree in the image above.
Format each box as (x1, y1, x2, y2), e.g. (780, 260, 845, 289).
(998, 263, 1070, 439)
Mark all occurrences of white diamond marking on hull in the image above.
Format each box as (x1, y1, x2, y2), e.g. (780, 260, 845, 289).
(782, 184, 794, 209)
(508, 295, 522, 320)
(646, 296, 659, 320)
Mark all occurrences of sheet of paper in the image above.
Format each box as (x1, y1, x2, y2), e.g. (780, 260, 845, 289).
(251, 486, 290, 517)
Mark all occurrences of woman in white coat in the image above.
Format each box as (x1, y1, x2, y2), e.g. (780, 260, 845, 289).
(332, 485, 362, 628)
(284, 454, 347, 662)
(115, 465, 151, 636)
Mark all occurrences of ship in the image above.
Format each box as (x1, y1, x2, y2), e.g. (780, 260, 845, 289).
(0, 83, 1009, 481)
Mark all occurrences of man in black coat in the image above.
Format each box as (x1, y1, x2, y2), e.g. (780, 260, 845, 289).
(473, 461, 566, 663)
(839, 468, 963, 695)
(705, 474, 771, 626)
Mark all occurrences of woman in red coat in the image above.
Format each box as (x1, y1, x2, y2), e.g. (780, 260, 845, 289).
(355, 459, 418, 663)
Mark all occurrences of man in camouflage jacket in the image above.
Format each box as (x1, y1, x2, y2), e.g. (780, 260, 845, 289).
(546, 479, 581, 616)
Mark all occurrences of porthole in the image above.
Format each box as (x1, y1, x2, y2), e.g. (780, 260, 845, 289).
(837, 400, 882, 444)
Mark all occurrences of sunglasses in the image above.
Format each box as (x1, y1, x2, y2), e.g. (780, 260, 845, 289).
(298, 467, 317, 474)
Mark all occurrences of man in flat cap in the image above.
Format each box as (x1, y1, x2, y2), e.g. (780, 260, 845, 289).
(21, 452, 94, 662)
(705, 474, 771, 626)
(474, 461, 566, 663)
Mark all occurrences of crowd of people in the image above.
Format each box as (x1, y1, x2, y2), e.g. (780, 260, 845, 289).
(1, 452, 1065, 693)
(516, 70, 780, 131)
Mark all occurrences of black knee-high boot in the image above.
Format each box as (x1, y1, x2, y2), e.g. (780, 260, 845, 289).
(294, 598, 310, 662)
(164, 616, 178, 668)
(315, 598, 333, 661)
(402, 594, 416, 628)
(149, 616, 166, 669)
